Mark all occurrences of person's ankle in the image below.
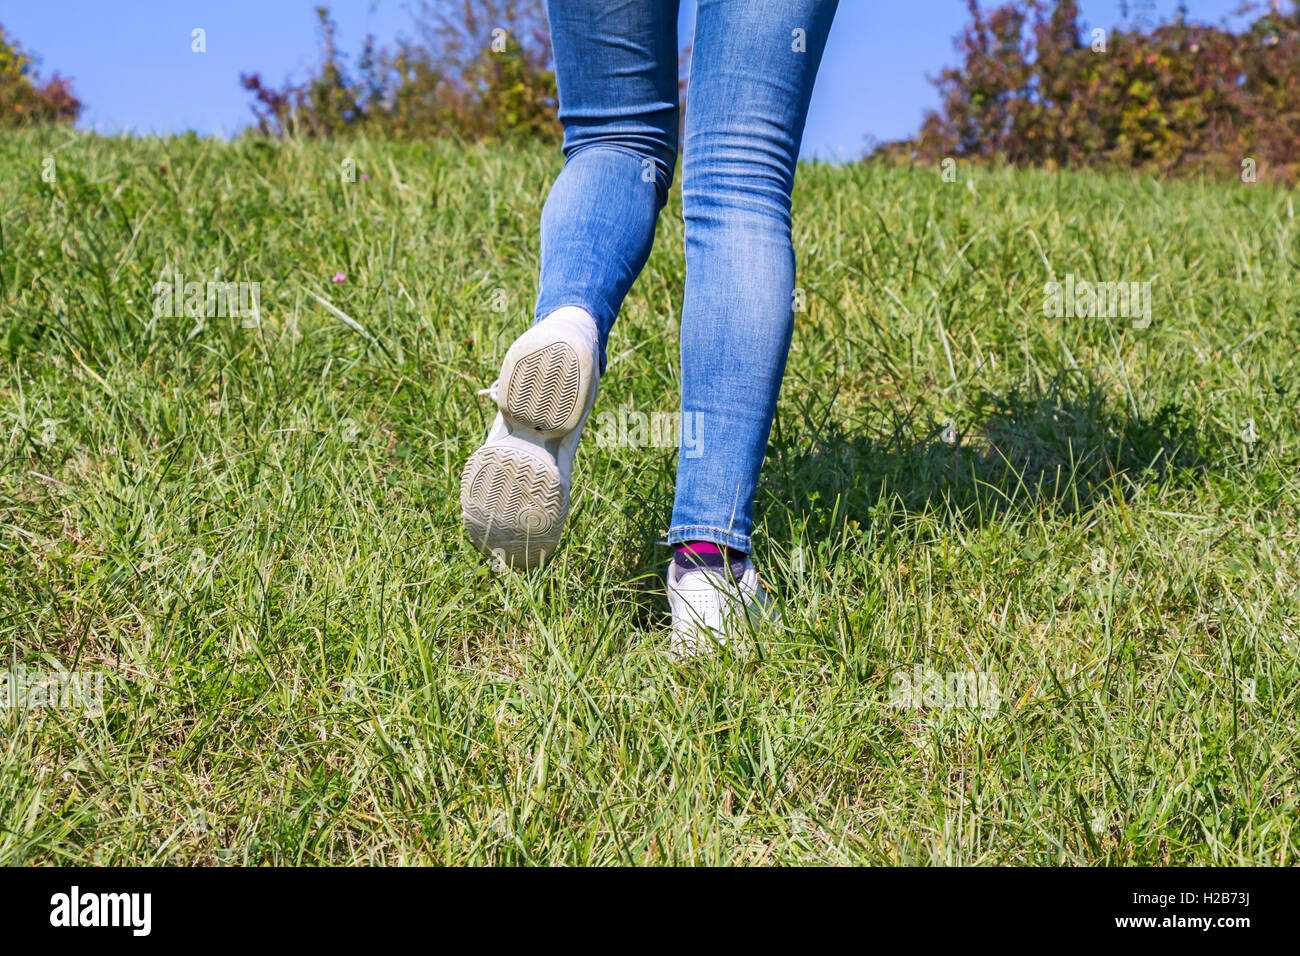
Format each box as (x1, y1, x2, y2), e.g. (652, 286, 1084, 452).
(673, 541, 749, 579)
(541, 304, 597, 331)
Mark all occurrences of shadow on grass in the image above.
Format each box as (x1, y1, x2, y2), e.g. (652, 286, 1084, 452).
(611, 371, 1214, 630)
(761, 372, 1213, 545)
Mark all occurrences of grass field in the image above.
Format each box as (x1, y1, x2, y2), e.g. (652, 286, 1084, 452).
(1, 128, 1297, 865)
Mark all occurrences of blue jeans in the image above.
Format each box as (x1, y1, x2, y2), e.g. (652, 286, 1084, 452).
(535, 0, 838, 553)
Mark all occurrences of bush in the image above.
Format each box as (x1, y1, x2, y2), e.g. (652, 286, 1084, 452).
(884, 0, 1300, 183)
(0, 22, 81, 127)
(241, 3, 559, 141)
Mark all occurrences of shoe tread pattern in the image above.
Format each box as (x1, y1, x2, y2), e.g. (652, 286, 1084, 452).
(460, 445, 563, 568)
(505, 343, 581, 433)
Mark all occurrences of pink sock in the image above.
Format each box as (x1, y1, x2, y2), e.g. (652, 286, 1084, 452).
(677, 541, 724, 557)
(673, 541, 748, 576)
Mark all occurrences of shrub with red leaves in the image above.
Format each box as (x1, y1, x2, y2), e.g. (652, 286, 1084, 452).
(885, 0, 1300, 183)
(0, 22, 82, 127)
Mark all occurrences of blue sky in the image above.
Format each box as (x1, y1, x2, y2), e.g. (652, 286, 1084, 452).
(1, 0, 1254, 159)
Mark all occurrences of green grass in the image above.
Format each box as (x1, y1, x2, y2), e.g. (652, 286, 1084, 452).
(1, 127, 1298, 865)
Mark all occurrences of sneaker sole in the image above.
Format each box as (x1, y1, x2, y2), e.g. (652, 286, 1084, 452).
(460, 320, 597, 569)
(461, 442, 565, 569)
(499, 323, 592, 436)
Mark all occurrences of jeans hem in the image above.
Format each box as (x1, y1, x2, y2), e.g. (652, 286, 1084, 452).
(666, 525, 752, 554)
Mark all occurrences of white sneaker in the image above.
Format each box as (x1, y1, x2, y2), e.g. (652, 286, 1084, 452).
(666, 556, 775, 658)
(460, 307, 600, 569)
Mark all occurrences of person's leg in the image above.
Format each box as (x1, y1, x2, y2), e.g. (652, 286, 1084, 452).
(668, 0, 838, 554)
(462, 1, 680, 568)
(534, 0, 681, 370)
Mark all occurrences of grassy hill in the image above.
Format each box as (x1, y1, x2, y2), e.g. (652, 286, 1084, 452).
(1, 129, 1297, 864)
